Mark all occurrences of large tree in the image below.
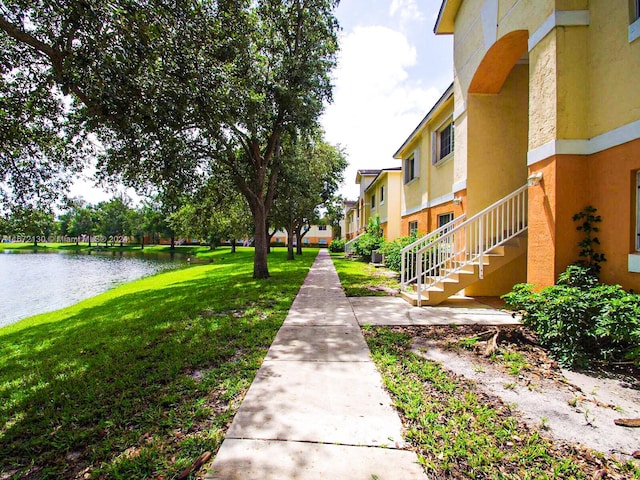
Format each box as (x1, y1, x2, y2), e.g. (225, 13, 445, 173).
(0, 0, 340, 278)
(271, 133, 346, 259)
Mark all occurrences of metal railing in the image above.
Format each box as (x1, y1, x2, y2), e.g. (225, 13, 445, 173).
(403, 185, 529, 306)
(344, 233, 363, 256)
(400, 214, 466, 287)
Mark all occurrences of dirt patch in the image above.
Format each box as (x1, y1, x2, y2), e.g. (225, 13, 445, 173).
(400, 325, 640, 462)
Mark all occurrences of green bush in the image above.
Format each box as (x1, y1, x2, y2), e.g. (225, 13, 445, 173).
(351, 216, 384, 259)
(503, 265, 640, 367)
(379, 235, 417, 272)
(329, 238, 345, 253)
(352, 232, 383, 258)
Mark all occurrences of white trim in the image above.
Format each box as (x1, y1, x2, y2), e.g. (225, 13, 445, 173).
(527, 119, 640, 166)
(481, 0, 499, 51)
(401, 193, 455, 217)
(528, 10, 590, 52)
(453, 103, 466, 121)
(429, 192, 455, 208)
(630, 17, 640, 43)
(452, 180, 467, 192)
(629, 254, 640, 273)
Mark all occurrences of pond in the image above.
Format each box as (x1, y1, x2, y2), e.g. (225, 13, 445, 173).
(0, 250, 197, 328)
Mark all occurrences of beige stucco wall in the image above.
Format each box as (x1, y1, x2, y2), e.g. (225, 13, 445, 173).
(467, 64, 529, 216)
(587, 1, 640, 137)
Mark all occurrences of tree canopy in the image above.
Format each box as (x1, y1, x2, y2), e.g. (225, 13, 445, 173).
(0, 0, 341, 277)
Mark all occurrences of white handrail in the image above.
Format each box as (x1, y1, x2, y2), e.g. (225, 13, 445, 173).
(400, 214, 466, 288)
(344, 233, 363, 255)
(409, 184, 529, 306)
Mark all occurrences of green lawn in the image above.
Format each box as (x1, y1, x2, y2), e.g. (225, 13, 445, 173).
(330, 253, 400, 296)
(0, 247, 318, 479)
(0, 242, 212, 254)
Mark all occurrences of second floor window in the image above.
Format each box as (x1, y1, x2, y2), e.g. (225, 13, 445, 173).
(404, 155, 416, 183)
(318, 225, 327, 231)
(433, 119, 454, 165)
(380, 185, 385, 204)
(371, 194, 376, 210)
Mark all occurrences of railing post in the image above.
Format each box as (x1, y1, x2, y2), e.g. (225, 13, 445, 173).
(416, 250, 422, 307)
(478, 217, 484, 279)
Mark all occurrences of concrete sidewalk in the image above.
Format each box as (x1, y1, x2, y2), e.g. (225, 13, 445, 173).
(206, 250, 427, 479)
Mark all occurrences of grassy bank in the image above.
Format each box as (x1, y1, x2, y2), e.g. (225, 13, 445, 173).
(0, 242, 212, 254)
(0, 247, 318, 479)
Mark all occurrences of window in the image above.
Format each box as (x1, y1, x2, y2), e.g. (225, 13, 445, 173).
(380, 185, 385, 204)
(432, 120, 454, 165)
(318, 225, 327, 231)
(409, 221, 418, 236)
(636, 171, 640, 251)
(630, 0, 640, 42)
(371, 194, 376, 210)
(404, 155, 415, 183)
(438, 212, 454, 230)
(319, 238, 327, 245)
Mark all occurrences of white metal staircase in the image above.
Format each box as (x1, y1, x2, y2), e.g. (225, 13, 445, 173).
(400, 185, 529, 306)
(344, 233, 363, 256)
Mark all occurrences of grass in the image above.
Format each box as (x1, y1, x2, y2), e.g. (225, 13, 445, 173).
(0, 242, 211, 254)
(330, 252, 400, 296)
(364, 327, 640, 479)
(0, 247, 318, 479)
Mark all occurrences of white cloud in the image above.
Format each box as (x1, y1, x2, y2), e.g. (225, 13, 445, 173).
(389, 0, 425, 23)
(321, 26, 440, 200)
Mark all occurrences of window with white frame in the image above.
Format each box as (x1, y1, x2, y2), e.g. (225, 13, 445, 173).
(409, 221, 418, 236)
(318, 225, 327, 231)
(380, 185, 385, 204)
(438, 212, 454, 229)
(432, 119, 454, 165)
(371, 194, 376, 210)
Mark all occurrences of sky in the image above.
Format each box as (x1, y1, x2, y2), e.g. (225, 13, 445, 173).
(322, 0, 453, 201)
(70, 0, 453, 205)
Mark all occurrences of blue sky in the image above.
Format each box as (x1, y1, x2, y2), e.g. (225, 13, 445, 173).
(321, 0, 453, 200)
(71, 1, 453, 205)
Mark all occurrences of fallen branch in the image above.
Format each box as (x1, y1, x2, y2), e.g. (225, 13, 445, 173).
(614, 418, 640, 428)
(177, 451, 212, 480)
(483, 331, 499, 357)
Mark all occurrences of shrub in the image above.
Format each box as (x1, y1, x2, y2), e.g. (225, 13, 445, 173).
(503, 265, 640, 367)
(328, 238, 345, 253)
(379, 234, 417, 272)
(352, 216, 384, 260)
(352, 232, 383, 258)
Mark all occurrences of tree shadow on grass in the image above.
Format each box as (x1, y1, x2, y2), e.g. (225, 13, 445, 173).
(0, 250, 317, 479)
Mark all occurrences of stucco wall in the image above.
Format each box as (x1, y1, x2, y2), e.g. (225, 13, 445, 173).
(467, 64, 529, 216)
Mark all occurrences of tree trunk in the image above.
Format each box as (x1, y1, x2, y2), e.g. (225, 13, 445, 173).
(295, 229, 303, 255)
(287, 227, 295, 260)
(141, 236, 144, 250)
(266, 220, 272, 253)
(252, 204, 270, 278)
(231, 239, 236, 253)
(170, 233, 175, 250)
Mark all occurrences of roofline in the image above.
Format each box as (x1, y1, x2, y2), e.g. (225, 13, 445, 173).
(392, 83, 454, 159)
(434, 0, 461, 35)
(364, 167, 402, 193)
(355, 169, 381, 184)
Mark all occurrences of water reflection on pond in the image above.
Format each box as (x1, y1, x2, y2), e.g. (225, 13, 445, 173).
(0, 249, 199, 328)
